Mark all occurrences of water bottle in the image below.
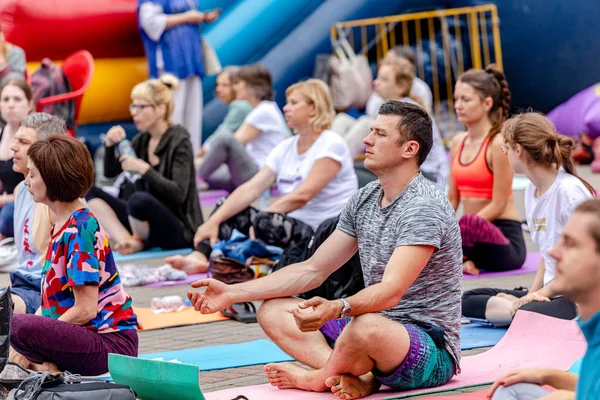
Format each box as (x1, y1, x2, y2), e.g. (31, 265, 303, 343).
(257, 189, 270, 211)
(117, 139, 141, 181)
(150, 295, 191, 314)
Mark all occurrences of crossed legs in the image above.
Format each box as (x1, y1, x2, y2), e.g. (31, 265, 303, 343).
(257, 298, 412, 399)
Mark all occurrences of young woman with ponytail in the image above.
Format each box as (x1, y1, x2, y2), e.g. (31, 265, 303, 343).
(448, 64, 526, 275)
(462, 112, 594, 326)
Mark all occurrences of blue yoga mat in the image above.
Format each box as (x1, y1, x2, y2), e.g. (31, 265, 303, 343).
(112, 248, 192, 263)
(460, 324, 507, 350)
(140, 339, 293, 371)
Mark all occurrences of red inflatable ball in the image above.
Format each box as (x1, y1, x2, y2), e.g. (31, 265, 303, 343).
(0, 0, 145, 61)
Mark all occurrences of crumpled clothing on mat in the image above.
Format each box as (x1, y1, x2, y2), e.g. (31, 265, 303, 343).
(118, 264, 187, 287)
(211, 230, 283, 266)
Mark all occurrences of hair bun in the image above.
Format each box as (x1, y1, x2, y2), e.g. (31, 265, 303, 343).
(159, 73, 180, 91)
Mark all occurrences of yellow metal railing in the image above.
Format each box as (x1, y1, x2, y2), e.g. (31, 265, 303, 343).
(331, 4, 503, 140)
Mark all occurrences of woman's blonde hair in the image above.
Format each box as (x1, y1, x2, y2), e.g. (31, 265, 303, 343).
(502, 112, 595, 195)
(380, 57, 428, 113)
(130, 74, 179, 122)
(285, 79, 334, 132)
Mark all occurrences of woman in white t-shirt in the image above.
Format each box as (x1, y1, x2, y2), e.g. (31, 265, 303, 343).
(166, 79, 358, 273)
(197, 63, 289, 191)
(462, 113, 595, 327)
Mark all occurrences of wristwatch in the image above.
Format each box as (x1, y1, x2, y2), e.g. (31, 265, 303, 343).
(337, 298, 352, 319)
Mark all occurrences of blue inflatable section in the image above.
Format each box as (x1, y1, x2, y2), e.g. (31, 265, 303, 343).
(201, 0, 323, 103)
(202, 0, 446, 139)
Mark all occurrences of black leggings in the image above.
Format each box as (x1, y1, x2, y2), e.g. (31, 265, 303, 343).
(459, 215, 526, 272)
(195, 199, 314, 258)
(462, 288, 578, 321)
(86, 186, 190, 250)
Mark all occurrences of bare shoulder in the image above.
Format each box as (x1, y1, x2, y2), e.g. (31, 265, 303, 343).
(449, 131, 468, 154)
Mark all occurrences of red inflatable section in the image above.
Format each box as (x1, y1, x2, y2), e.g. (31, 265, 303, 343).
(0, 0, 145, 61)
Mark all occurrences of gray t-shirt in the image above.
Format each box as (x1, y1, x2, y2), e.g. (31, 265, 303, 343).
(337, 174, 462, 367)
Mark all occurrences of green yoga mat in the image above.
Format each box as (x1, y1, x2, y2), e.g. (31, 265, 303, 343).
(109, 354, 205, 400)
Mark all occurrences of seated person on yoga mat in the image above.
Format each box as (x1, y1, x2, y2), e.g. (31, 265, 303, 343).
(448, 64, 526, 275)
(488, 199, 600, 400)
(365, 45, 433, 114)
(197, 63, 290, 191)
(463, 113, 595, 327)
(4, 114, 68, 316)
(0, 79, 36, 240)
(331, 57, 447, 189)
(9, 135, 138, 376)
(167, 79, 358, 273)
(188, 101, 463, 399)
(86, 74, 203, 254)
(196, 66, 252, 159)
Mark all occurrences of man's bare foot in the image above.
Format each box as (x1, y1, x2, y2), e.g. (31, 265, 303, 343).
(326, 374, 381, 399)
(165, 251, 209, 274)
(264, 363, 327, 392)
(462, 260, 480, 275)
(114, 237, 144, 255)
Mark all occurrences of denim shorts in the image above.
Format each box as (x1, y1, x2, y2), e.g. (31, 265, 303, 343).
(10, 270, 41, 314)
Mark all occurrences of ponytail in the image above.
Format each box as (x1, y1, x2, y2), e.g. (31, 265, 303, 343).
(502, 112, 596, 196)
(485, 64, 511, 139)
(553, 136, 596, 196)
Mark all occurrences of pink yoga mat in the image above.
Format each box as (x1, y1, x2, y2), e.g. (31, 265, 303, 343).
(463, 252, 541, 280)
(144, 273, 210, 288)
(204, 311, 586, 400)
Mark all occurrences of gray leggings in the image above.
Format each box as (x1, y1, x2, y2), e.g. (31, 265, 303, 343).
(198, 133, 258, 191)
(491, 383, 552, 399)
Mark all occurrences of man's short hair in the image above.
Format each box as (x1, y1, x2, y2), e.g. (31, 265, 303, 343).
(378, 100, 433, 166)
(20, 113, 66, 140)
(388, 46, 416, 67)
(575, 199, 600, 253)
(27, 135, 94, 203)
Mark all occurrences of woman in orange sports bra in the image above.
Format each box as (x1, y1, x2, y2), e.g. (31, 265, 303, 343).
(448, 64, 526, 275)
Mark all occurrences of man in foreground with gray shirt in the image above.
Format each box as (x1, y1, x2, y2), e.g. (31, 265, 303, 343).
(188, 100, 463, 399)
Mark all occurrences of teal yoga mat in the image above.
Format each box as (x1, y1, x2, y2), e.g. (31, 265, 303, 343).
(112, 248, 192, 263)
(140, 339, 294, 370)
(460, 324, 507, 350)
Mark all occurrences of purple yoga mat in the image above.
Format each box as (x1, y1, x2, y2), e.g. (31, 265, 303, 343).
(198, 190, 229, 207)
(463, 252, 541, 280)
(144, 272, 210, 288)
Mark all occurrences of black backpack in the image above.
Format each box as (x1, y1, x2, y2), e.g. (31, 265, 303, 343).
(275, 216, 365, 300)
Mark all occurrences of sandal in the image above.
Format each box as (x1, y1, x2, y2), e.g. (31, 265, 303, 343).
(220, 302, 257, 323)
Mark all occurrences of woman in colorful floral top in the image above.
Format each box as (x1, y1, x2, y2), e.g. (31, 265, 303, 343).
(9, 135, 138, 376)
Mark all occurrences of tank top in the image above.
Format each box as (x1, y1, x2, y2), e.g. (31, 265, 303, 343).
(451, 135, 511, 198)
(13, 182, 43, 278)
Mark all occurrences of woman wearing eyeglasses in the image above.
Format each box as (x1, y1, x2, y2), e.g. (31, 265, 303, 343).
(462, 113, 594, 327)
(85, 74, 202, 254)
(448, 65, 525, 275)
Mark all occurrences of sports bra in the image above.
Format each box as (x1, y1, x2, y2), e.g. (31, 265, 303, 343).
(451, 135, 511, 199)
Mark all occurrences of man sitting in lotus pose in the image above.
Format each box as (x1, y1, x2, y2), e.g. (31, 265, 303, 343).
(187, 100, 463, 399)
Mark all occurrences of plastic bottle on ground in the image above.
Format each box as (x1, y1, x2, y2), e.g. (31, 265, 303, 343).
(150, 295, 192, 314)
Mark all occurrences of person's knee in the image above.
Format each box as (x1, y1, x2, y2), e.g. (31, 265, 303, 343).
(127, 192, 154, 219)
(257, 298, 295, 333)
(339, 313, 382, 345)
(12, 294, 27, 315)
(10, 314, 36, 343)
